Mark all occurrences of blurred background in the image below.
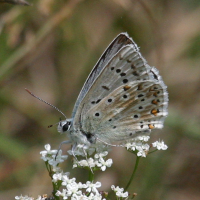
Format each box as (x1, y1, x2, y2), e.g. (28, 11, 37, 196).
(1, 0, 200, 199)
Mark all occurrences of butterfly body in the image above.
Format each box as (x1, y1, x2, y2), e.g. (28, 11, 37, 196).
(58, 33, 168, 150)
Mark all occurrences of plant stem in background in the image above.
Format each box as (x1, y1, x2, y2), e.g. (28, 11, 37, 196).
(125, 156, 141, 191)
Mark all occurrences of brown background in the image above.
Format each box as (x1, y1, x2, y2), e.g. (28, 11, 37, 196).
(0, 0, 200, 199)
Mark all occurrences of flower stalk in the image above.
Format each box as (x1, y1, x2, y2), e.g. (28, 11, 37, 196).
(125, 156, 140, 191)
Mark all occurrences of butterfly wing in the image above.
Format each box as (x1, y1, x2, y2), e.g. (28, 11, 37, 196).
(72, 33, 136, 118)
(72, 42, 161, 128)
(82, 80, 168, 143)
(70, 33, 168, 145)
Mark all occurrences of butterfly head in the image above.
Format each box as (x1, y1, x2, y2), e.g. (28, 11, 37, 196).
(57, 119, 72, 133)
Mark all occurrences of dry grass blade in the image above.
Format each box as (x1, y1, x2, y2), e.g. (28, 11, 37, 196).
(0, 0, 83, 82)
(0, 0, 31, 6)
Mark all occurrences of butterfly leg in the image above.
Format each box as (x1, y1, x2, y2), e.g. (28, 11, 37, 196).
(82, 145, 94, 173)
(72, 143, 94, 173)
(55, 140, 72, 160)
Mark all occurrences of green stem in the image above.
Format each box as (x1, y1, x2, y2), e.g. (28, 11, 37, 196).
(148, 149, 158, 154)
(45, 162, 60, 199)
(125, 156, 141, 191)
(88, 169, 94, 182)
(52, 182, 60, 200)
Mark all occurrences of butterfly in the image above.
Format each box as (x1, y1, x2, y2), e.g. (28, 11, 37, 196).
(56, 32, 168, 152)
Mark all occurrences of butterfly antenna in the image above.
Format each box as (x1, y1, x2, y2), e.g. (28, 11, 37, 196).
(25, 88, 67, 119)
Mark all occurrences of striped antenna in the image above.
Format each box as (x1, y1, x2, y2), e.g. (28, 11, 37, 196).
(25, 88, 67, 119)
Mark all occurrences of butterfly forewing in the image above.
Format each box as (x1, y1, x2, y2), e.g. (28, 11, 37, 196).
(72, 33, 136, 118)
(73, 43, 161, 129)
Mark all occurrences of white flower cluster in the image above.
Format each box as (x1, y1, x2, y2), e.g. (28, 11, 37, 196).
(73, 151, 113, 171)
(55, 174, 104, 200)
(68, 144, 111, 157)
(40, 145, 111, 199)
(15, 138, 168, 200)
(111, 185, 128, 198)
(40, 144, 68, 166)
(15, 195, 46, 200)
(152, 140, 168, 150)
(125, 136, 168, 157)
(125, 136, 150, 157)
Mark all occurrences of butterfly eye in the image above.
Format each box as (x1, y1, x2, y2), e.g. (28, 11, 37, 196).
(62, 123, 70, 132)
(57, 120, 71, 133)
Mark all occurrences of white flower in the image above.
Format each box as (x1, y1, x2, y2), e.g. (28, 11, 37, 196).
(81, 158, 96, 167)
(126, 139, 168, 156)
(97, 151, 108, 158)
(73, 151, 112, 170)
(73, 158, 92, 168)
(40, 144, 57, 156)
(96, 157, 113, 171)
(56, 182, 83, 199)
(55, 189, 69, 199)
(137, 135, 150, 142)
(111, 185, 128, 198)
(68, 144, 87, 157)
(137, 151, 146, 157)
(124, 140, 150, 157)
(152, 140, 168, 150)
(48, 150, 68, 166)
(71, 193, 86, 200)
(71, 192, 105, 200)
(85, 181, 101, 194)
(15, 195, 34, 200)
(87, 193, 105, 200)
(35, 196, 46, 200)
(40, 144, 57, 161)
(118, 191, 128, 198)
(62, 174, 76, 186)
(66, 182, 82, 196)
(124, 142, 132, 150)
(52, 172, 69, 183)
(135, 143, 143, 151)
(40, 144, 68, 165)
(52, 165, 62, 172)
(15, 195, 48, 200)
(142, 143, 150, 151)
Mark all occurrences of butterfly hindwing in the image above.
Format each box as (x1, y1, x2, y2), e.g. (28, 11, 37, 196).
(82, 80, 168, 143)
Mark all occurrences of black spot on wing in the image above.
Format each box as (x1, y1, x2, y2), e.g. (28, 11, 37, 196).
(102, 85, 110, 90)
